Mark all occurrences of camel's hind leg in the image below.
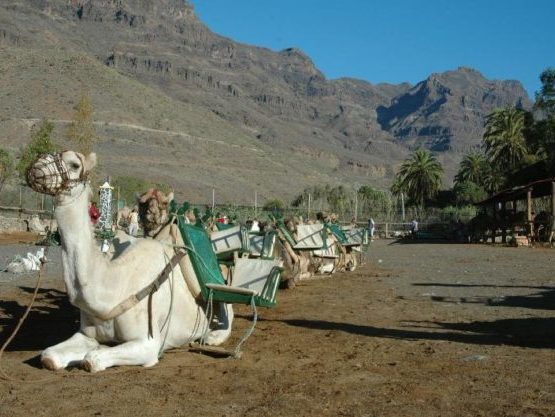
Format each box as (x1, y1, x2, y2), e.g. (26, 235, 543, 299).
(41, 332, 100, 371)
(82, 338, 161, 373)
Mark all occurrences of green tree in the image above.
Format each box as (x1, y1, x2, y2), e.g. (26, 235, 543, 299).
(66, 92, 97, 155)
(358, 185, 392, 218)
(113, 176, 171, 206)
(482, 166, 506, 193)
(16, 119, 58, 178)
(483, 107, 528, 171)
(453, 181, 487, 205)
(0, 148, 14, 193)
(455, 152, 488, 186)
(327, 185, 351, 214)
(263, 198, 285, 211)
(394, 149, 443, 208)
(527, 69, 555, 170)
(534, 68, 555, 116)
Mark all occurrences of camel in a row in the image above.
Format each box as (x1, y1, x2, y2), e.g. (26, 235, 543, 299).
(136, 191, 362, 289)
(28, 151, 233, 372)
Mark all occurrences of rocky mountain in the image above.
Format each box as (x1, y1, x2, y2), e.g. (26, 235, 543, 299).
(0, 0, 532, 202)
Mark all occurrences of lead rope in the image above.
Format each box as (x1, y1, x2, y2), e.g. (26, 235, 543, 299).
(0, 201, 59, 383)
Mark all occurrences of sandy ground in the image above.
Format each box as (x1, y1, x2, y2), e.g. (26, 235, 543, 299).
(0, 239, 554, 417)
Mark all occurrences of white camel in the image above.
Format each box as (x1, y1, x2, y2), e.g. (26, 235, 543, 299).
(27, 151, 232, 372)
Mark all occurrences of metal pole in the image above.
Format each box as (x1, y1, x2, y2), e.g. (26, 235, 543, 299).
(254, 191, 257, 217)
(212, 188, 215, 211)
(307, 193, 311, 220)
(354, 192, 358, 222)
(527, 188, 533, 240)
(19, 186, 22, 208)
(401, 192, 405, 222)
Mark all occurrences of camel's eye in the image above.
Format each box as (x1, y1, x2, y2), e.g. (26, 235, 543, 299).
(70, 162, 80, 170)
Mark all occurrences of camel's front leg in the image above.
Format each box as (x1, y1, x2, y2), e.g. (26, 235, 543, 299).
(82, 338, 160, 373)
(41, 332, 100, 371)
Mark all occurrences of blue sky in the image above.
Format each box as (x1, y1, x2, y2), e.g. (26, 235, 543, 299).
(192, 0, 554, 98)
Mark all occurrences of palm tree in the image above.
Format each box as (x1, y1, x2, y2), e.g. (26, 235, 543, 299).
(455, 152, 487, 186)
(483, 107, 528, 170)
(394, 149, 443, 208)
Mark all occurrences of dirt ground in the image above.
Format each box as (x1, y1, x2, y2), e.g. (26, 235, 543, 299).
(0, 239, 554, 417)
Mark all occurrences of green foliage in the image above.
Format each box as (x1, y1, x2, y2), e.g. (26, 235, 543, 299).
(453, 181, 487, 205)
(438, 205, 477, 223)
(394, 149, 444, 208)
(482, 166, 506, 193)
(0, 148, 14, 193)
(262, 198, 285, 211)
(483, 107, 528, 170)
(534, 67, 555, 116)
(455, 152, 488, 186)
(358, 185, 392, 217)
(327, 185, 351, 214)
(16, 119, 59, 178)
(291, 184, 353, 214)
(66, 92, 97, 155)
(113, 176, 171, 207)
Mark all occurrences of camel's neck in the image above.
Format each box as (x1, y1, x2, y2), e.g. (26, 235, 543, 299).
(55, 184, 105, 309)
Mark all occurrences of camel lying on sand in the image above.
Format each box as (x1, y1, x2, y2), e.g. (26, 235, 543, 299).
(27, 151, 233, 372)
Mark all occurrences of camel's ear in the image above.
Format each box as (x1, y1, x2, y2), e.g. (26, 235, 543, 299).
(84, 153, 97, 172)
(166, 192, 174, 203)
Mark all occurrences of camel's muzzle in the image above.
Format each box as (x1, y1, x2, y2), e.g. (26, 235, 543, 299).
(26, 153, 87, 196)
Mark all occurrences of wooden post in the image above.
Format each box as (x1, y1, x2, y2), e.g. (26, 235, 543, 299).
(552, 182, 555, 218)
(492, 202, 496, 244)
(527, 188, 533, 240)
(501, 201, 507, 244)
(385, 222, 389, 238)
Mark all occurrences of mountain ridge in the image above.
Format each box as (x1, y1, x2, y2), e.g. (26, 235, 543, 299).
(0, 0, 532, 202)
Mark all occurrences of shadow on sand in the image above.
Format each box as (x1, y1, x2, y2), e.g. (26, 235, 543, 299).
(413, 282, 555, 311)
(0, 286, 79, 352)
(271, 316, 555, 349)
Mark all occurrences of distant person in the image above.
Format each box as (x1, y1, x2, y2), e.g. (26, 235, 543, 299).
(410, 219, 419, 237)
(350, 218, 357, 228)
(128, 209, 139, 236)
(89, 202, 100, 226)
(549, 215, 555, 247)
(368, 218, 375, 240)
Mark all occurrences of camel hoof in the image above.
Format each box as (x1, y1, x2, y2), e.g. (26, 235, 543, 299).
(41, 356, 61, 371)
(81, 359, 96, 373)
(81, 360, 91, 372)
(82, 353, 105, 373)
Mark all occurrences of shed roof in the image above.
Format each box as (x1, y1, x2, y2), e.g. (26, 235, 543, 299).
(476, 177, 555, 206)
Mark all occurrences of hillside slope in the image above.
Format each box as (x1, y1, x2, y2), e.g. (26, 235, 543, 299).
(0, 0, 531, 202)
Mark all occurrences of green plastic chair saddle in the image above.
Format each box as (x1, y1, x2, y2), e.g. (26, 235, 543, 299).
(248, 231, 277, 259)
(276, 220, 328, 250)
(326, 223, 362, 247)
(172, 207, 283, 356)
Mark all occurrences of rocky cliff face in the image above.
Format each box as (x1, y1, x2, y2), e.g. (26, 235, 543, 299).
(377, 67, 530, 151)
(0, 0, 533, 200)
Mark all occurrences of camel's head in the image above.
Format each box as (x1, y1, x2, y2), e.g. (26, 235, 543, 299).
(27, 151, 97, 196)
(137, 188, 174, 237)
